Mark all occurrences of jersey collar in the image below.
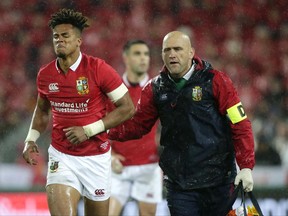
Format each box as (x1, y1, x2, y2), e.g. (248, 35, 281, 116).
(182, 63, 195, 80)
(122, 72, 149, 87)
(168, 62, 195, 82)
(55, 52, 82, 73)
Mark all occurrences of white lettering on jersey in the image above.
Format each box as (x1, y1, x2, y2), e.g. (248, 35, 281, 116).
(50, 100, 90, 113)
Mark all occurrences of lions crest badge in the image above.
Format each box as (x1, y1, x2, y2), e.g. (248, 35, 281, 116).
(192, 86, 202, 101)
(49, 161, 59, 173)
(76, 77, 89, 95)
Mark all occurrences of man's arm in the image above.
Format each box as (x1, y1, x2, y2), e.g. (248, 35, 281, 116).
(64, 91, 135, 144)
(111, 148, 125, 174)
(22, 95, 51, 165)
(102, 92, 135, 129)
(213, 70, 255, 192)
(230, 119, 255, 192)
(109, 81, 159, 141)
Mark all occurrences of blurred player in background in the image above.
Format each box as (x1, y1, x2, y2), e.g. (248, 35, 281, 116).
(22, 8, 134, 216)
(108, 40, 162, 216)
(109, 31, 255, 216)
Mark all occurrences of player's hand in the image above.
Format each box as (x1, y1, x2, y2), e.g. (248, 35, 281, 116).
(63, 126, 88, 145)
(111, 154, 125, 174)
(22, 141, 39, 165)
(234, 168, 253, 192)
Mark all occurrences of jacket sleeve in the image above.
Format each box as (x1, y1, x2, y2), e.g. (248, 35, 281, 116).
(108, 81, 159, 141)
(212, 70, 255, 169)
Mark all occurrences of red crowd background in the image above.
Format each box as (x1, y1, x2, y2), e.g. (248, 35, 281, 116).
(0, 0, 287, 169)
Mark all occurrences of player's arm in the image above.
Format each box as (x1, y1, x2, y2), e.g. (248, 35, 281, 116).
(64, 84, 135, 144)
(111, 148, 125, 174)
(23, 95, 51, 165)
(102, 88, 135, 130)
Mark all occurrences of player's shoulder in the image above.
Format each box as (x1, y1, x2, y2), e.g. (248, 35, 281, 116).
(38, 59, 57, 75)
(81, 53, 106, 66)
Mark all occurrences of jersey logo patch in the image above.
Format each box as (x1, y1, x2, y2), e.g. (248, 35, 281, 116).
(76, 77, 89, 95)
(49, 161, 59, 173)
(192, 86, 202, 101)
(94, 189, 105, 197)
(49, 83, 59, 92)
(100, 141, 109, 150)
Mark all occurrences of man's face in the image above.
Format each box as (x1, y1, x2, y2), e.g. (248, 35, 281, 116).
(124, 44, 150, 75)
(52, 24, 81, 59)
(162, 34, 194, 78)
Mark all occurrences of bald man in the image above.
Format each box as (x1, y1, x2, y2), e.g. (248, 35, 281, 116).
(109, 31, 255, 216)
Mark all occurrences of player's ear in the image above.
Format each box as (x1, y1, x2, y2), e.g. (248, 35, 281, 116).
(77, 38, 82, 47)
(190, 47, 195, 59)
(122, 52, 128, 65)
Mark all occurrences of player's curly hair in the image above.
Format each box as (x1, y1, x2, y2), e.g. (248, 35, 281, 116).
(48, 8, 89, 32)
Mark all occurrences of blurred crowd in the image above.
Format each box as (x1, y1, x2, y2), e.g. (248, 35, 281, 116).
(1, 0, 288, 166)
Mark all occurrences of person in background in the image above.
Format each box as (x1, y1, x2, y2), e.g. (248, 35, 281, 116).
(109, 31, 255, 216)
(22, 8, 134, 216)
(108, 40, 162, 216)
(255, 134, 281, 166)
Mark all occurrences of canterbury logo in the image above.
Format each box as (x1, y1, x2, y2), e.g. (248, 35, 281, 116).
(100, 141, 109, 149)
(94, 189, 105, 196)
(49, 83, 59, 92)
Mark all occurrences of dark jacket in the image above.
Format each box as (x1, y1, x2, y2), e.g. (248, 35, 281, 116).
(109, 56, 255, 190)
(152, 59, 236, 189)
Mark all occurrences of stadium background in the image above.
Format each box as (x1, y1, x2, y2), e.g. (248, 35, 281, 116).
(0, 0, 287, 215)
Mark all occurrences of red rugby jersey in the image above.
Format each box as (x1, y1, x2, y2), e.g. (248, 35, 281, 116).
(110, 73, 159, 166)
(37, 53, 123, 156)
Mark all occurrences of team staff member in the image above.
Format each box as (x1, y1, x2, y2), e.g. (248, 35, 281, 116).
(108, 40, 162, 216)
(109, 31, 255, 216)
(22, 9, 134, 216)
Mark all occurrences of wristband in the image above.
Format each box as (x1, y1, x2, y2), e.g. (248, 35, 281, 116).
(83, 120, 105, 138)
(25, 129, 40, 143)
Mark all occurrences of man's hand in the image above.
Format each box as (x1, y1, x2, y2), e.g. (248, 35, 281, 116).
(111, 154, 125, 174)
(63, 126, 88, 144)
(22, 141, 39, 165)
(234, 168, 253, 192)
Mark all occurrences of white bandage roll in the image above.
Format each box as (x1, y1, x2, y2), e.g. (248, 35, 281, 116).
(25, 129, 40, 143)
(83, 119, 105, 138)
(107, 83, 128, 103)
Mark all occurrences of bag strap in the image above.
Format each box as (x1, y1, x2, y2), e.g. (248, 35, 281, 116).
(240, 184, 247, 216)
(220, 183, 241, 215)
(220, 182, 264, 216)
(246, 191, 264, 216)
(240, 183, 264, 216)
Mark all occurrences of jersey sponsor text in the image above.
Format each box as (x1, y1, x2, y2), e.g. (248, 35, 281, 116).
(50, 100, 89, 113)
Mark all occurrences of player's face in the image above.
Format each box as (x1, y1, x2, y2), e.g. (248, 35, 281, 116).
(52, 24, 82, 59)
(162, 35, 194, 78)
(125, 44, 150, 75)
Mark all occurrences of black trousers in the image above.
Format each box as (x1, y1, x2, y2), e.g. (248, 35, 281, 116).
(166, 182, 234, 216)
